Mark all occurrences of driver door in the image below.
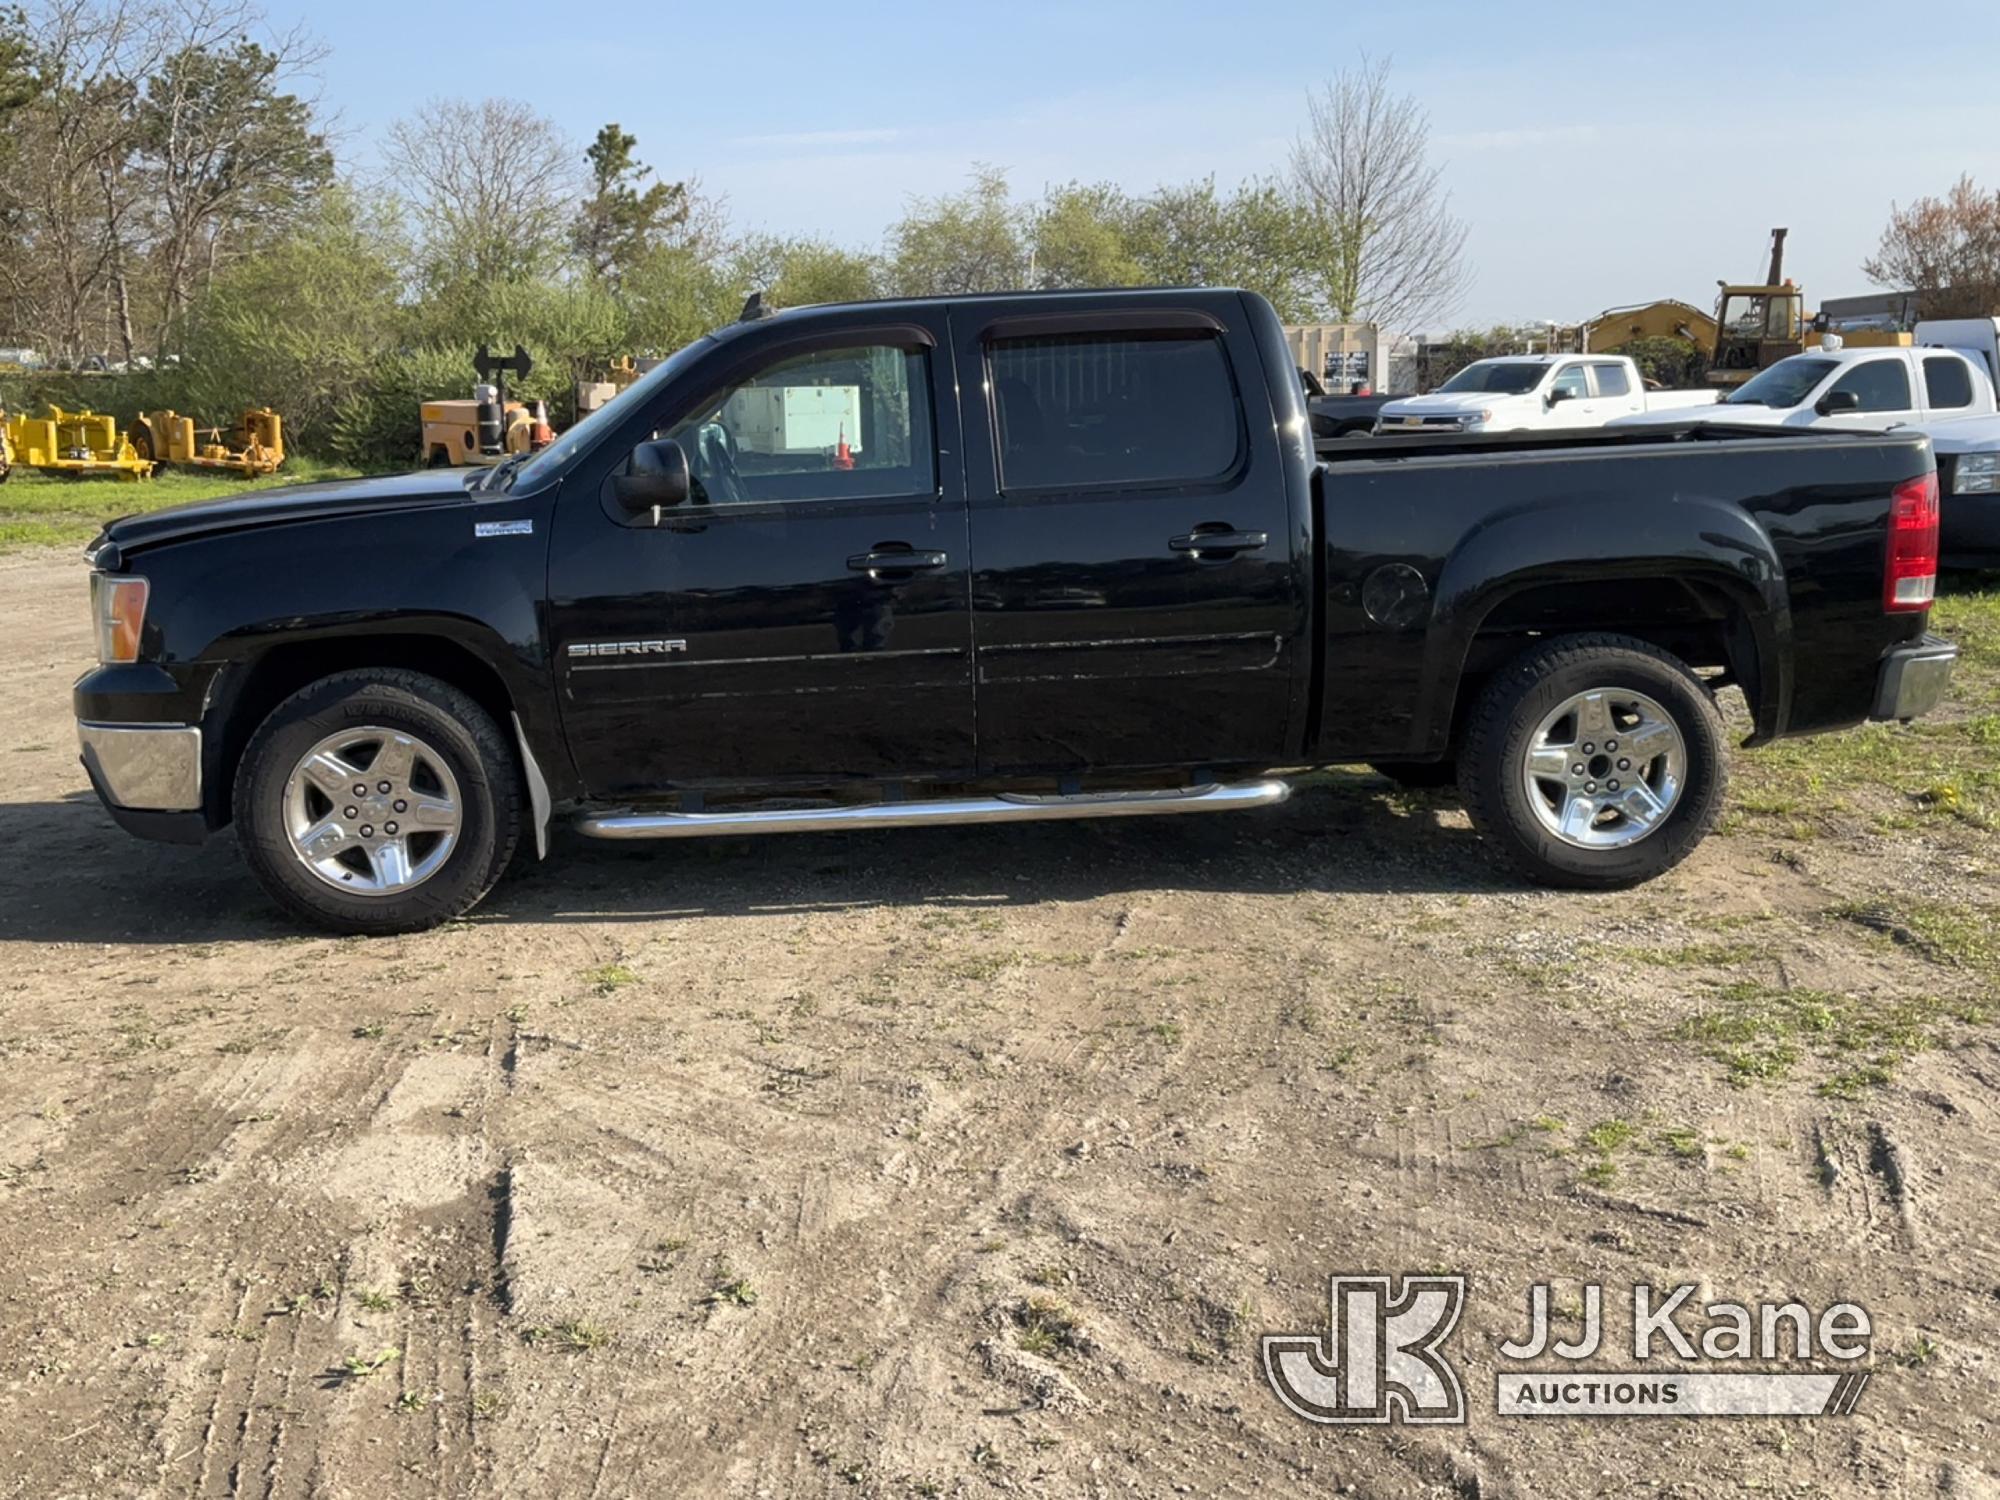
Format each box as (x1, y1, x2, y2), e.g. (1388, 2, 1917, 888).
(546, 317, 974, 796)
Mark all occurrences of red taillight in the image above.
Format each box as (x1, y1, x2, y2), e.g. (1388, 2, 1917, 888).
(1885, 471, 1939, 613)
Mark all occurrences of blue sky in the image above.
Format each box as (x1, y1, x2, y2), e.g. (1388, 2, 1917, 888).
(295, 0, 2000, 328)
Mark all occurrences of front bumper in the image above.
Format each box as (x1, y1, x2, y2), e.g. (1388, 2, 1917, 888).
(1870, 634, 1957, 722)
(77, 721, 202, 810)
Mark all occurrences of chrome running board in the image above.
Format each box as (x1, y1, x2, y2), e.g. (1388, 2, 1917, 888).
(575, 779, 1291, 840)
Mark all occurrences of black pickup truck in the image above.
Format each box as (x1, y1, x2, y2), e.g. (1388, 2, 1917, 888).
(74, 288, 1956, 934)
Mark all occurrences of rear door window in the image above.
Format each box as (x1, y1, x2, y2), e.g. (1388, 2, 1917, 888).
(1828, 359, 1913, 413)
(1589, 363, 1632, 398)
(1924, 355, 1974, 411)
(987, 331, 1243, 492)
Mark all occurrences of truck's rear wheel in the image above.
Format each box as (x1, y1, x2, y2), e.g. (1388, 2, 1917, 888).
(234, 670, 521, 934)
(1457, 634, 1725, 888)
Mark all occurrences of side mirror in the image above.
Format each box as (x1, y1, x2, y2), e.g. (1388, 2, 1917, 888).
(1815, 389, 1861, 417)
(610, 437, 690, 516)
(1547, 387, 1575, 405)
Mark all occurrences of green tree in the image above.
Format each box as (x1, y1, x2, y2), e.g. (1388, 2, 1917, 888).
(885, 166, 1026, 296)
(572, 123, 687, 290)
(179, 185, 405, 452)
(1123, 177, 1331, 321)
(1029, 182, 1143, 289)
(736, 233, 879, 308)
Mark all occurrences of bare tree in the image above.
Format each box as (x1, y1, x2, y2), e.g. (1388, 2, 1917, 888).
(383, 97, 578, 288)
(1289, 55, 1469, 332)
(1864, 175, 2000, 319)
(6, 0, 157, 363)
(135, 1, 332, 358)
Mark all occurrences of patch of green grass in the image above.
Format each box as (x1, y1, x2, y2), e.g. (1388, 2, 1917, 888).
(1675, 979, 1979, 1093)
(1014, 1294, 1086, 1356)
(0, 459, 365, 553)
(1832, 899, 2000, 974)
(523, 1321, 611, 1351)
(1655, 1126, 1705, 1161)
(583, 963, 639, 994)
(1609, 941, 1759, 969)
(1582, 1119, 1635, 1153)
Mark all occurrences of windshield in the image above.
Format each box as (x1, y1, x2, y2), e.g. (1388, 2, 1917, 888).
(1437, 361, 1545, 395)
(502, 334, 719, 491)
(1724, 356, 1839, 408)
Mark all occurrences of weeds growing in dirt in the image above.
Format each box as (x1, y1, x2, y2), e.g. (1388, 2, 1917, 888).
(524, 1321, 612, 1351)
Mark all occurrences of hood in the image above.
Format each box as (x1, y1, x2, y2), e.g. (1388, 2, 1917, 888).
(95, 467, 477, 556)
(1378, 391, 1532, 418)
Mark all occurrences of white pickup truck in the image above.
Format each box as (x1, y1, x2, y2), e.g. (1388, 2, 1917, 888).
(1372, 354, 1716, 435)
(1608, 321, 2000, 567)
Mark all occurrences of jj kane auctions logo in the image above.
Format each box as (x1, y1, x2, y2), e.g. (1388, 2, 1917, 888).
(1263, 1275, 1873, 1423)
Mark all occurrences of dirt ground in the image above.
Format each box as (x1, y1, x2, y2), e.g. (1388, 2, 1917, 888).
(1, 543, 1997, 1499)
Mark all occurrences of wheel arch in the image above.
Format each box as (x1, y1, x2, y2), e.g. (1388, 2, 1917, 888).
(1412, 498, 1791, 757)
(204, 631, 551, 835)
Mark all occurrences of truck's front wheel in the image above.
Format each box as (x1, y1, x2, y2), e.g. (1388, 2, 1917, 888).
(234, 670, 522, 934)
(1457, 635, 1726, 889)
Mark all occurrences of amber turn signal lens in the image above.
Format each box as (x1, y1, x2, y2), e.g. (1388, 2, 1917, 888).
(90, 574, 149, 663)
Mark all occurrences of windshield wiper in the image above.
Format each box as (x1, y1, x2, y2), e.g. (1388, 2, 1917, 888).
(476, 452, 533, 493)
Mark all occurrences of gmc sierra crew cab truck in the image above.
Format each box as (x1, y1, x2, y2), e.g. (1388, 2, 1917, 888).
(73, 288, 1957, 935)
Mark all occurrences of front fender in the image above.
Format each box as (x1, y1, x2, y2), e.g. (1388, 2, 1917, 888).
(1412, 494, 1792, 752)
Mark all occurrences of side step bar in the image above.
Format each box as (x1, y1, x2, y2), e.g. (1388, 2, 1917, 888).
(575, 779, 1291, 840)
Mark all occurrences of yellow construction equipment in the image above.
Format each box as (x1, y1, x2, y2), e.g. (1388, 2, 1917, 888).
(1708, 229, 1807, 387)
(3, 407, 153, 479)
(420, 344, 552, 468)
(1585, 299, 1719, 357)
(0, 410, 12, 483)
(128, 408, 284, 476)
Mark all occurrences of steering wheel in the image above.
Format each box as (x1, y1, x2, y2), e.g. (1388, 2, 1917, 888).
(695, 421, 744, 505)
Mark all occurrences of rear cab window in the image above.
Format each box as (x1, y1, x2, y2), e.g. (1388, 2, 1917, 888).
(986, 330, 1244, 492)
(1924, 355, 1974, 411)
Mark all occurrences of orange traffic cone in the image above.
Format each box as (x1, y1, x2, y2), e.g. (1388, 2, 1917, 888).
(833, 423, 854, 470)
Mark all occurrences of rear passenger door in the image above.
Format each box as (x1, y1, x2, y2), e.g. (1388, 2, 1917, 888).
(1588, 361, 1642, 419)
(954, 302, 1305, 775)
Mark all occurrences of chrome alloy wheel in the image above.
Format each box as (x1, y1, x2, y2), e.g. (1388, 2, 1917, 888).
(282, 726, 463, 895)
(1521, 688, 1685, 850)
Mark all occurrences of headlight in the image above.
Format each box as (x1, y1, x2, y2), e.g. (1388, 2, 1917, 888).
(89, 573, 149, 663)
(1953, 452, 2000, 494)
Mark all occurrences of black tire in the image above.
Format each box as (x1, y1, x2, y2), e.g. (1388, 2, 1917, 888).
(1370, 759, 1457, 789)
(1457, 633, 1726, 889)
(128, 424, 154, 463)
(234, 670, 521, 935)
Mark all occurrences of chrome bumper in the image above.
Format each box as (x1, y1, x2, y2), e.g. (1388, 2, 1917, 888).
(1871, 635, 1957, 723)
(77, 721, 202, 810)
